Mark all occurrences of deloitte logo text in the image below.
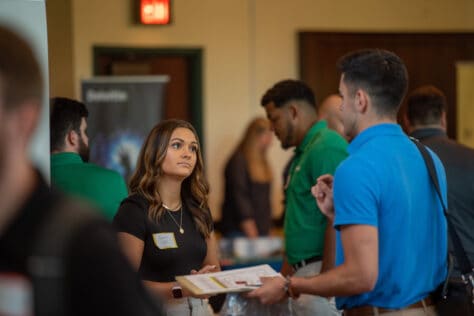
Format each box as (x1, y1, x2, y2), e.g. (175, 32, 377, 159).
(86, 89, 128, 103)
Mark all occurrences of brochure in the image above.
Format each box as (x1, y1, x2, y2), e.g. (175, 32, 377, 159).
(175, 264, 281, 295)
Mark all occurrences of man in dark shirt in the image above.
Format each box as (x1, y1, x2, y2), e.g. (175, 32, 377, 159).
(405, 85, 474, 271)
(405, 84, 474, 315)
(0, 24, 162, 316)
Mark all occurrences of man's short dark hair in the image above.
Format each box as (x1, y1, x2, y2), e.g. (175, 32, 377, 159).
(50, 97, 89, 152)
(406, 85, 446, 126)
(337, 49, 408, 117)
(0, 25, 43, 112)
(260, 79, 316, 109)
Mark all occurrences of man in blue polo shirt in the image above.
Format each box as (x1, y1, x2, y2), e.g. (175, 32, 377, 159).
(250, 49, 447, 316)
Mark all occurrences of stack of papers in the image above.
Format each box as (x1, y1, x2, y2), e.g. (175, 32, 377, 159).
(175, 264, 281, 295)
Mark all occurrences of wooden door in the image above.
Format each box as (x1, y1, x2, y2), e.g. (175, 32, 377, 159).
(299, 32, 474, 138)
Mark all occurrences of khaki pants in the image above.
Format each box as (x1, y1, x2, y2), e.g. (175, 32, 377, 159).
(291, 261, 341, 316)
(166, 297, 213, 316)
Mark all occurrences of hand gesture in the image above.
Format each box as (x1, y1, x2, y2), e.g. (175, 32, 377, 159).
(191, 265, 217, 275)
(311, 174, 335, 222)
(184, 265, 218, 299)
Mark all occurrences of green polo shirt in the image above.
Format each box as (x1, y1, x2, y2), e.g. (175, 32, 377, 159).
(51, 152, 128, 220)
(284, 121, 348, 264)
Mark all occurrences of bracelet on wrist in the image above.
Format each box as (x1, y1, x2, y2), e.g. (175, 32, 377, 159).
(284, 275, 294, 298)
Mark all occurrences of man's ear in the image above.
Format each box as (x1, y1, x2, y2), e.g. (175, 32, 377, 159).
(66, 129, 79, 147)
(355, 89, 369, 113)
(17, 101, 40, 143)
(288, 103, 298, 120)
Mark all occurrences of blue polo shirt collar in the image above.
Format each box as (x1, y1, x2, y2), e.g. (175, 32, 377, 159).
(348, 123, 403, 154)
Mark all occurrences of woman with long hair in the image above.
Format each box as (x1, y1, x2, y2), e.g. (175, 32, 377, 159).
(114, 119, 219, 315)
(220, 117, 274, 238)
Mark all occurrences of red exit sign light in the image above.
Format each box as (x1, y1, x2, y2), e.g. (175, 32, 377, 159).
(140, 0, 171, 25)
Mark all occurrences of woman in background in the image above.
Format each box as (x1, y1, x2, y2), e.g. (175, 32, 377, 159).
(114, 119, 219, 316)
(220, 117, 274, 238)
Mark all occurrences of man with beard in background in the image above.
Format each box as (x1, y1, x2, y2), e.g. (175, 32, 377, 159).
(50, 97, 128, 220)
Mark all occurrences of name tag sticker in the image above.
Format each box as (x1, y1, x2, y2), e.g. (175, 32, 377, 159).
(153, 233, 178, 249)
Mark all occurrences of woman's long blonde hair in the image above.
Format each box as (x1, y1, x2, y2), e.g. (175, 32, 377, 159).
(129, 119, 212, 237)
(237, 117, 273, 182)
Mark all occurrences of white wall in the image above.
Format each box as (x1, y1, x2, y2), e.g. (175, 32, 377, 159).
(63, 0, 474, 219)
(0, 0, 50, 180)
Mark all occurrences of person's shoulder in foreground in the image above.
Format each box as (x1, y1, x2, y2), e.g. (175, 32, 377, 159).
(0, 24, 163, 316)
(33, 176, 162, 315)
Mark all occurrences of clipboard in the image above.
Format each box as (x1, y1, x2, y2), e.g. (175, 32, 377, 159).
(175, 264, 281, 296)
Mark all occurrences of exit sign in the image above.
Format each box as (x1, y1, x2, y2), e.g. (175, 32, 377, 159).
(139, 0, 171, 25)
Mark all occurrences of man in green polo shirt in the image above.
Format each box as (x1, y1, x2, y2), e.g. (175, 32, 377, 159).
(260, 80, 347, 316)
(50, 97, 128, 220)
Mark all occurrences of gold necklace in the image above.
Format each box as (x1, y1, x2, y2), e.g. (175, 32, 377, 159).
(163, 203, 184, 234)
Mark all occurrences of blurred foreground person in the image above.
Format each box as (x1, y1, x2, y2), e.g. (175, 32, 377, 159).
(0, 25, 162, 316)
